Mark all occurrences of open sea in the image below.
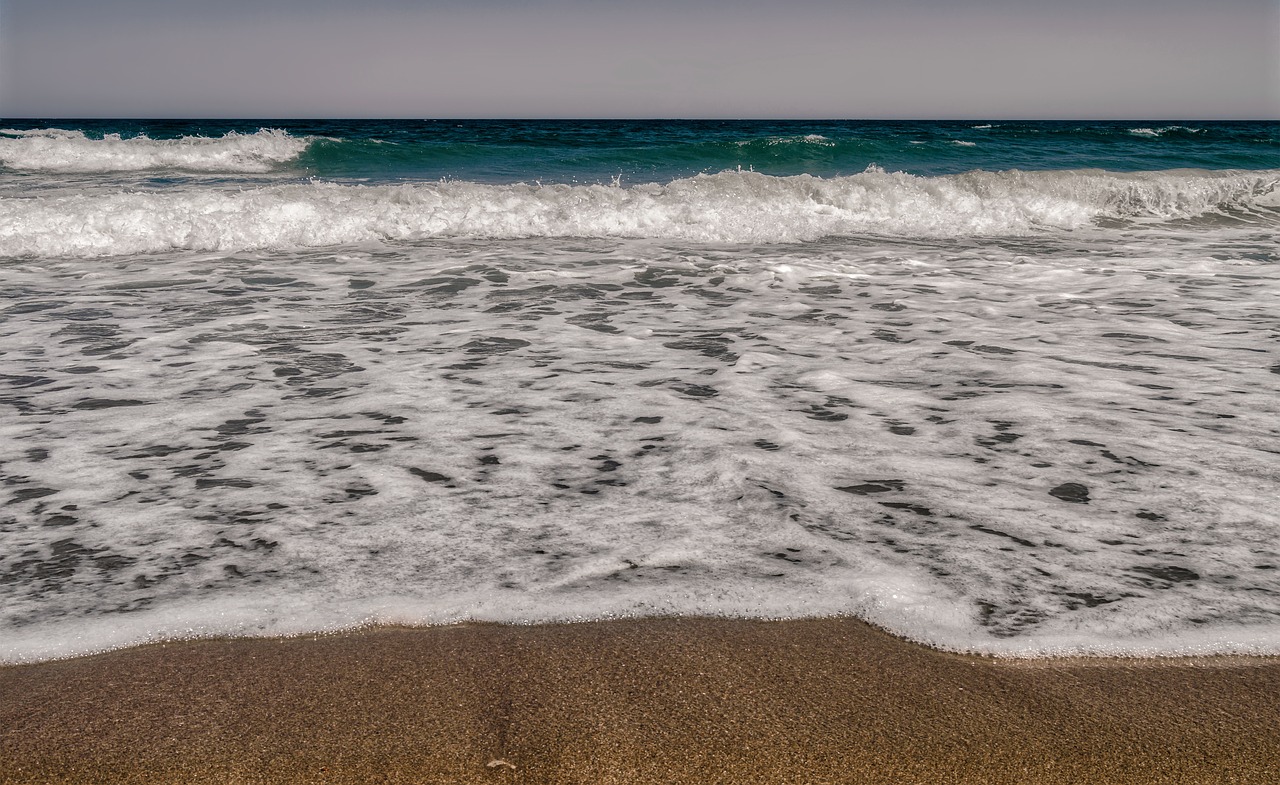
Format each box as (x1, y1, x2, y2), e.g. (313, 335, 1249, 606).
(1, 119, 1278, 662)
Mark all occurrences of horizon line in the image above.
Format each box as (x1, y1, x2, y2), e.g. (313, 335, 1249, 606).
(3, 116, 1279, 123)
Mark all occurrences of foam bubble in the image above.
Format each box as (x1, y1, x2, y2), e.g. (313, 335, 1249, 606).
(0, 128, 312, 173)
(1, 167, 1275, 258)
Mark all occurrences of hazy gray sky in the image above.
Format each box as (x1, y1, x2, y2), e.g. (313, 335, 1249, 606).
(2, 0, 1277, 118)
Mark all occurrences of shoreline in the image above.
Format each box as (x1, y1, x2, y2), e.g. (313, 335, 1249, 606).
(4, 618, 1279, 784)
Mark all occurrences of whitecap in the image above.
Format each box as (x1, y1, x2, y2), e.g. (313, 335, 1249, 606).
(0, 128, 313, 173)
(1129, 126, 1205, 137)
(763, 134, 836, 147)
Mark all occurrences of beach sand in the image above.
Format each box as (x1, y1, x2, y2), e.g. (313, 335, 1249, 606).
(2, 618, 1277, 784)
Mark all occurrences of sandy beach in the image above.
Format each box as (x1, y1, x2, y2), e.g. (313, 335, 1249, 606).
(2, 618, 1277, 784)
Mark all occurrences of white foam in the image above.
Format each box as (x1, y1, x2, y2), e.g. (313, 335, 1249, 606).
(0, 128, 312, 173)
(1129, 126, 1205, 137)
(1, 167, 1275, 258)
(776, 134, 835, 146)
(739, 134, 835, 147)
(0, 128, 85, 138)
(2, 227, 1278, 663)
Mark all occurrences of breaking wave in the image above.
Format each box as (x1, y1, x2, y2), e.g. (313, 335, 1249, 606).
(1, 167, 1276, 258)
(736, 134, 836, 148)
(0, 128, 312, 173)
(1129, 126, 1206, 137)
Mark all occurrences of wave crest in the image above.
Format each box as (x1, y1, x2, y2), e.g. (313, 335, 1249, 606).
(0, 128, 312, 173)
(0, 167, 1275, 258)
(1128, 126, 1206, 138)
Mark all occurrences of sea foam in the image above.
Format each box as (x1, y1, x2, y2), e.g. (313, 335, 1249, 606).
(4, 119, 1279, 665)
(0, 128, 311, 173)
(0, 167, 1275, 258)
(3, 231, 1278, 662)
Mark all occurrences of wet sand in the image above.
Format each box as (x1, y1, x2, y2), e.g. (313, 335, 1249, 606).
(2, 618, 1278, 784)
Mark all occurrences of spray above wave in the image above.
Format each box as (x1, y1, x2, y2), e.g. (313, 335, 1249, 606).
(1, 167, 1275, 258)
(0, 128, 313, 173)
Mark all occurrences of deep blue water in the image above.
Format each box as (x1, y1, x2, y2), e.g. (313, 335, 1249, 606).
(4, 119, 1278, 184)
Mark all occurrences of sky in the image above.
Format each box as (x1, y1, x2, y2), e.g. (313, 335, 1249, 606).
(1, 0, 1277, 119)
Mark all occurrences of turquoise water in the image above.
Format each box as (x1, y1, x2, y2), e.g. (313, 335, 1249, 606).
(1, 120, 1278, 661)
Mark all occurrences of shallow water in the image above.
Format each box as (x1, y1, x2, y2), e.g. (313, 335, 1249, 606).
(1, 121, 1278, 661)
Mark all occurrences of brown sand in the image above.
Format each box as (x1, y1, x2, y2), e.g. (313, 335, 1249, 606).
(1, 618, 1277, 784)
